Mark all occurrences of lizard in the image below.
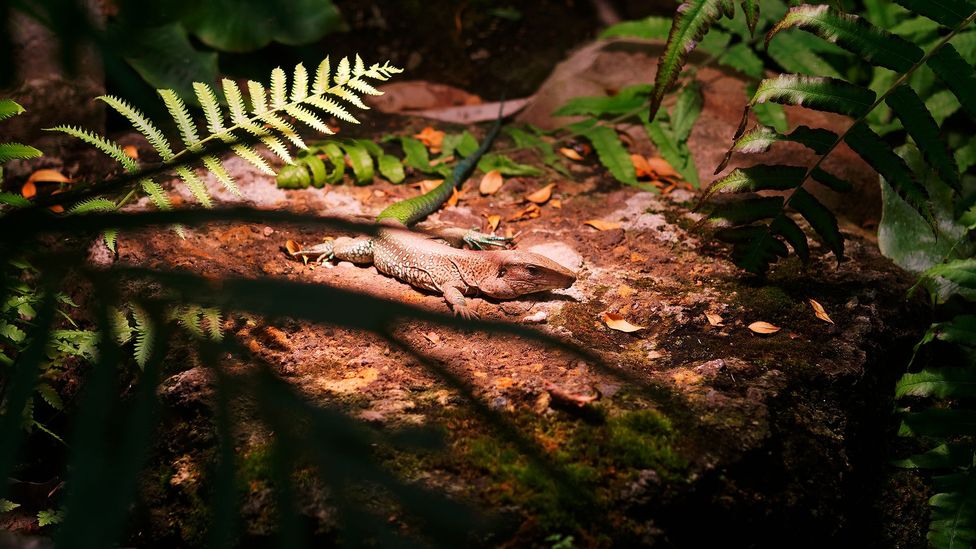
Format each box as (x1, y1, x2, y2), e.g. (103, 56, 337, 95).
(288, 110, 577, 319)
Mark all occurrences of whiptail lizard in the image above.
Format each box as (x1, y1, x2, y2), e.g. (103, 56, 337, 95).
(289, 111, 577, 319)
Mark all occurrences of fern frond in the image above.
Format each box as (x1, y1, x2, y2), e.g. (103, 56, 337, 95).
(103, 229, 118, 252)
(98, 96, 174, 161)
(886, 84, 960, 191)
(257, 112, 306, 149)
(328, 87, 368, 110)
(927, 44, 976, 120)
(174, 305, 205, 338)
(335, 56, 351, 85)
(193, 83, 226, 136)
(47, 125, 137, 172)
(0, 99, 25, 121)
(110, 306, 133, 345)
(231, 144, 275, 175)
(270, 67, 287, 109)
(131, 305, 154, 369)
(202, 308, 223, 341)
(222, 79, 248, 124)
(159, 90, 200, 149)
(353, 54, 366, 76)
(202, 156, 242, 197)
(291, 63, 309, 102)
(175, 167, 214, 207)
(0, 143, 42, 163)
(36, 383, 63, 411)
(312, 56, 331, 93)
(260, 135, 293, 164)
(346, 77, 382, 96)
(284, 105, 332, 134)
(68, 198, 116, 214)
(247, 81, 268, 114)
(304, 95, 359, 123)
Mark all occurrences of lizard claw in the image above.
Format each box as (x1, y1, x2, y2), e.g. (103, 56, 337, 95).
(453, 304, 479, 320)
(463, 230, 513, 250)
(289, 242, 336, 264)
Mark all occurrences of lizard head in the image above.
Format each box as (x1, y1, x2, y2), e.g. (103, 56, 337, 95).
(478, 251, 577, 299)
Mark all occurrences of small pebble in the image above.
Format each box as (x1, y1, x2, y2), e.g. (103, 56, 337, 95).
(263, 226, 274, 236)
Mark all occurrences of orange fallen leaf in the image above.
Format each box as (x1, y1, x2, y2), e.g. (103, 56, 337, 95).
(808, 299, 834, 324)
(584, 219, 622, 231)
(26, 169, 71, 186)
(21, 181, 36, 199)
(600, 312, 645, 333)
(630, 252, 648, 262)
(479, 169, 503, 195)
(48, 204, 65, 213)
(748, 321, 781, 335)
(550, 198, 562, 209)
(413, 179, 443, 193)
(446, 187, 463, 207)
(123, 145, 139, 160)
(559, 147, 583, 161)
(484, 214, 501, 232)
(525, 183, 555, 204)
(508, 203, 541, 221)
(646, 157, 679, 179)
(413, 126, 445, 152)
(631, 154, 653, 178)
(284, 240, 302, 255)
(705, 312, 724, 327)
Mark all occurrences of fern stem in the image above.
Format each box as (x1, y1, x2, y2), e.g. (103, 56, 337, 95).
(751, 8, 976, 260)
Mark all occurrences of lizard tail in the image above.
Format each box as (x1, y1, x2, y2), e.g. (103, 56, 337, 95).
(377, 100, 505, 226)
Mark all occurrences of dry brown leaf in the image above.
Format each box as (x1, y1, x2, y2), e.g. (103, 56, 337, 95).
(27, 169, 71, 186)
(550, 198, 562, 209)
(21, 181, 36, 199)
(600, 312, 645, 333)
(525, 183, 555, 204)
(479, 169, 503, 195)
(646, 157, 680, 179)
(484, 214, 501, 232)
(413, 126, 445, 152)
(808, 299, 834, 324)
(630, 252, 648, 262)
(284, 240, 302, 255)
(583, 219, 622, 231)
(631, 154, 653, 178)
(413, 179, 443, 193)
(423, 332, 441, 344)
(748, 321, 781, 335)
(123, 145, 139, 160)
(508, 202, 541, 221)
(544, 381, 600, 407)
(705, 313, 724, 327)
(559, 147, 583, 161)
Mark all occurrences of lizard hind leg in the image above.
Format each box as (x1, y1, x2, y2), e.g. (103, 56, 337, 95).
(290, 241, 336, 264)
(423, 226, 512, 250)
(290, 236, 375, 265)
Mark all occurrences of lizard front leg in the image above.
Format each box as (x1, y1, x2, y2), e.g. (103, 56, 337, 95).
(443, 285, 478, 320)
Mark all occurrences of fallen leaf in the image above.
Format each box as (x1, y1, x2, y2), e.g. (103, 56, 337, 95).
(647, 350, 664, 360)
(584, 219, 622, 231)
(429, 154, 455, 167)
(600, 311, 645, 333)
(48, 205, 65, 213)
(705, 312, 724, 326)
(423, 332, 441, 344)
(21, 181, 36, 198)
(484, 214, 501, 232)
(630, 252, 648, 262)
(550, 198, 562, 209)
(808, 299, 834, 324)
(285, 240, 301, 255)
(618, 284, 635, 298)
(748, 321, 781, 335)
(525, 183, 555, 204)
(495, 377, 515, 390)
(479, 169, 503, 195)
(631, 154, 653, 178)
(446, 187, 463, 207)
(413, 126, 445, 152)
(413, 179, 443, 193)
(508, 203, 541, 221)
(646, 157, 680, 179)
(544, 381, 600, 407)
(123, 145, 139, 160)
(559, 147, 583, 161)
(26, 169, 71, 186)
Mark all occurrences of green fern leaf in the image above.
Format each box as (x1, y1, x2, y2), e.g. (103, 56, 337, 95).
(159, 90, 200, 149)
(769, 5, 923, 73)
(714, 225, 790, 274)
(750, 75, 877, 120)
(260, 135, 292, 164)
(339, 141, 374, 184)
(36, 383, 63, 411)
(790, 187, 844, 259)
(717, 125, 837, 172)
(270, 67, 287, 109)
(898, 409, 976, 437)
(0, 143, 42, 163)
(285, 105, 332, 134)
(649, 0, 727, 117)
(110, 306, 133, 344)
(927, 44, 976, 121)
(0, 193, 31, 207)
(929, 472, 976, 549)
(97, 96, 174, 161)
(0, 99, 25, 121)
(141, 178, 173, 211)
(247, 81, 268, 114)
(810, 169, 853, 192)
(704, 165, 806, 198)
(770, 215, 810, 262)
(886, 84, 960, 191)
(36, 509, 64, 527)
(918, 315, 976, 349)
(131, 306, 154, 369)
(203, 308, 223, 341)
(175, 305, 204, 337)
(175, 167, 214, 207)
(708, 196, 784, 226)
(579, 125, 638, 186)
(353, 54, 366, 77)
(336, 56, 351, 85)
(767, 31, 844, 78)
(202, 156, 242, 197)
(894, 0, 976, 27)
(232, 144, 275, 175)
(257, 112, 306, 149)
(329, 87, 368, 110)
(103, 229, 118, 252)
(46, 125, 137, 172)
(920, 258, 976, 302)
(845, 121, 929, 210)
(291, 63, 309, 102)
(68, 198, 116, 214)
(312, 56, 331, 93)
(346, 77, 382, 96)
(222, 79, 248, 124)
(304, 95, 359, 123)
(740, 0, 759, 34)
(0, 499, 20, 512)
(892, 443, 975, 470)
(193, 83, 226, 136)
(896, 368, 976, 399)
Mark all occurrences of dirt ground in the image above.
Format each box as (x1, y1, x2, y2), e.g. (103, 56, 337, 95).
(78, 102, 928, 546)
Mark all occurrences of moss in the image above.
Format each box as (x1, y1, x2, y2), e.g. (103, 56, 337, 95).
(238, 444, 274, 486)
(735, 285, 800, 317)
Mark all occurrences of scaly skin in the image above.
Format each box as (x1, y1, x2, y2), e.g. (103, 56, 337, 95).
(291, 110, 577, 318)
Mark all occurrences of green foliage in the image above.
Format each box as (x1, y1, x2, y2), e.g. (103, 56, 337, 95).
(0, 100, 42, 182)
(37, 508, 64, 527)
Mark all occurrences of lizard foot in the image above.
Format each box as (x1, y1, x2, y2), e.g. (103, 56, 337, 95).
(289, 241, 335, 264)
(463, 230, 512, 250)
(452, 303, 479, 320)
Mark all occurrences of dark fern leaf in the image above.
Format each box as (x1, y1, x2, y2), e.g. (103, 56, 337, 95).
(886, 84, 960, 191)
(790, 188, 844, 260)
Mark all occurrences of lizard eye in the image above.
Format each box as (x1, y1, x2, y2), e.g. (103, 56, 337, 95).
(526, 265, 539, 275)
(498, 266, 507, 277)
